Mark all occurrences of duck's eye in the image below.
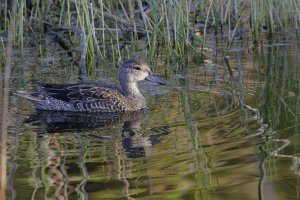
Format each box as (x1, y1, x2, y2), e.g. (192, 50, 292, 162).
(133, 67, 141, 70)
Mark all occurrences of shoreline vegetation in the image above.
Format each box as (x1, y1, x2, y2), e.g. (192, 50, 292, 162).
(1, 2, 300, 199)
(0, 0, 300, 71)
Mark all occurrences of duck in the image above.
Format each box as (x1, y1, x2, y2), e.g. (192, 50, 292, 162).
(15, 60, 168, 112)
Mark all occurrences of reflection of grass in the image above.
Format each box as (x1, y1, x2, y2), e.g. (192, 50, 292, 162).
(259, 45, 299, 131)
(178, 69, 214, 194)
(253, 42, 300, 198)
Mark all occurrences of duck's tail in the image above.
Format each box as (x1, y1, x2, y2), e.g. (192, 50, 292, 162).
(14, 91, 45, 102)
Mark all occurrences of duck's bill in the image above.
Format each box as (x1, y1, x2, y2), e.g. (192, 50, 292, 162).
(146, 73, 169, 85)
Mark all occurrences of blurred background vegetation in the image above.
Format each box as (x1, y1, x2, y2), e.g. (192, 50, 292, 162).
(1, 0, 300, 71)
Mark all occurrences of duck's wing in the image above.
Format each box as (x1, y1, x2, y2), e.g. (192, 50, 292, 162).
(40, 83, 128, 112)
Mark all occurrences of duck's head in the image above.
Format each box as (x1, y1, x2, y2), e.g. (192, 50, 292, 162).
(119, 60, 168, 86)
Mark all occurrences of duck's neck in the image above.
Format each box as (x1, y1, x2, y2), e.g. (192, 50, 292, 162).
(120, 80, 147, 110)
(121, 81, 143, 98)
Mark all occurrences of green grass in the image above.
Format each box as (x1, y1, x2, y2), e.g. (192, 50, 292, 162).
(0, 0, 299, 71)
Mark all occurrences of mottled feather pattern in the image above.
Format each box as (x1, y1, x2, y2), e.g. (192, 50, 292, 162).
(15, 60, 168, 112)
(38, 83, 129, 112)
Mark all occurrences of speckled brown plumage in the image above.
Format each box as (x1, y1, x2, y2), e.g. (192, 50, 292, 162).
(15, 60, 168, 112)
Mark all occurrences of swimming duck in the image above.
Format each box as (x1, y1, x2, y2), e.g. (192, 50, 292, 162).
(15, 60, 168, 112)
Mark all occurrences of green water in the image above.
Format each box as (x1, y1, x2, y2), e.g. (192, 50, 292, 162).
(3, 35, 300, 200)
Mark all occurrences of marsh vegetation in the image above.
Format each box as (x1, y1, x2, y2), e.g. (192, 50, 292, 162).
(1, 0, 300, 199)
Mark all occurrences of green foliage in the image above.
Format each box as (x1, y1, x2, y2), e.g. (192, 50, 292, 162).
(0, 0, 299, 70)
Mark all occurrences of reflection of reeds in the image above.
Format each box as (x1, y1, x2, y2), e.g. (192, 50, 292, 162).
(1, 0, 16, 199)
(178, 71, 213, 192)
(76, 137, 89, 199)
(253, 42, 300, 198)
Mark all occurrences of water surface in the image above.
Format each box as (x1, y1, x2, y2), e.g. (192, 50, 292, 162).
(3, 34, 300, 200)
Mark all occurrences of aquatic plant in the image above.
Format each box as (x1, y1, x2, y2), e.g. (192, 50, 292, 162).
(0, 0, 299, 71)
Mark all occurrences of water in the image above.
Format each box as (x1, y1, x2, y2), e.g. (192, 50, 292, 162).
(2, 35, 300, 199)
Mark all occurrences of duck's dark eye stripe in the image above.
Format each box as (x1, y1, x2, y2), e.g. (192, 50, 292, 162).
(133, 67, 141, 70)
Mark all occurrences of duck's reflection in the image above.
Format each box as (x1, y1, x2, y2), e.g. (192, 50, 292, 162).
(22, 110, 170, 198)
(122, 120, 169, 158)
(25, 109, 169, 158)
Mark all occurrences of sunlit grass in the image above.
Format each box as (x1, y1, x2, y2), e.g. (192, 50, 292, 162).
(0, 0, 299, 70)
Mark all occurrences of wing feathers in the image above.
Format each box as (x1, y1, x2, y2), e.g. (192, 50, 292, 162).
(40, 83, 127, 112)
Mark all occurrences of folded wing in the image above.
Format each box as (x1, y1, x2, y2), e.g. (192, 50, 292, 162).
(40, 83, 128, 112)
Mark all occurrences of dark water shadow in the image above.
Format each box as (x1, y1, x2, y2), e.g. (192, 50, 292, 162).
(24, 110, 146, 133)
(23, 110, 170, 158)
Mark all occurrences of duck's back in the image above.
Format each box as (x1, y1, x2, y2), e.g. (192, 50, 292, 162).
(18, 83, 130, 112)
